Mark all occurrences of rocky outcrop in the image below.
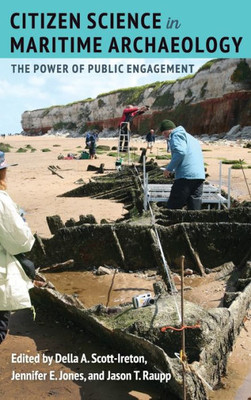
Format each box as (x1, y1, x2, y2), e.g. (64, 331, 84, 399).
(21, 58, 251, 135)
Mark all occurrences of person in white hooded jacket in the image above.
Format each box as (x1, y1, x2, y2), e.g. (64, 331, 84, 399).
(0, 151, 35, 344)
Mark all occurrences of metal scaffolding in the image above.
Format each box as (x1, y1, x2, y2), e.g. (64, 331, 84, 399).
(143, 159, 231, 210)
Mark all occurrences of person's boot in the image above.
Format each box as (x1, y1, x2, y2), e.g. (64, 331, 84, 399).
(0, 311, 10, 344)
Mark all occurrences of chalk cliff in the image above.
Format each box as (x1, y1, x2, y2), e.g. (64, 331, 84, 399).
(21, 58, 251, 135)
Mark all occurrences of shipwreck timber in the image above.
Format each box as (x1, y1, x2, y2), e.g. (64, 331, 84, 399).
(28, 164, 251, 400)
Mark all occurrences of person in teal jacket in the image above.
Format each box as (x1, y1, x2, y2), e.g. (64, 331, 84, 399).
(159, 120, 205, 210)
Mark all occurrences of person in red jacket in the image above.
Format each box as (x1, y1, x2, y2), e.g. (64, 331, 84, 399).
(119, 105, 148, 152)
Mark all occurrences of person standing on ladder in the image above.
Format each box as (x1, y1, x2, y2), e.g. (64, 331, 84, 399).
(159, 120, 205, 210)
(119, 105, 148, 152)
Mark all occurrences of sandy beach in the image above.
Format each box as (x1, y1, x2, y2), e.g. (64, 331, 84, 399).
(0, 134, 251, 400)
(4, 134, 251, 237)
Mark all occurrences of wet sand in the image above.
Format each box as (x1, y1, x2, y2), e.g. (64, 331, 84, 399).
(43, 269, 251, 400)
(43, 270, 159, 308)
(1, 308, 165, 400)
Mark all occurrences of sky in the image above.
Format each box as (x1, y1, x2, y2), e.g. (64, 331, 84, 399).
(0, 58, 211, 135)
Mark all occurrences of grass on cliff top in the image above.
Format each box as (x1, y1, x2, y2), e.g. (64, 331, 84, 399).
(23, 97, 95, 114)
(97, 82, 163, 100)
(197, 59, 224, 72)
(95, 60, 223, 99)
(176, 74, 195, 82)
(23, 59, 222, 116)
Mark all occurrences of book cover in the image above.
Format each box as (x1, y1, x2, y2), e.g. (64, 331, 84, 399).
(0, 1, 250, 400)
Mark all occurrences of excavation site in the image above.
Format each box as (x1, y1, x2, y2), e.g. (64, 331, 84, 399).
(28, 161, 251, 400)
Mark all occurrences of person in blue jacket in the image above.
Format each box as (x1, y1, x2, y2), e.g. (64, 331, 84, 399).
(159, 120, 205, 210)
(146, 129, 155, 153)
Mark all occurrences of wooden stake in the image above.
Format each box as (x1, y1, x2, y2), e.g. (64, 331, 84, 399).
(180, 255, 186, 400)
(40, 259, 74, 272)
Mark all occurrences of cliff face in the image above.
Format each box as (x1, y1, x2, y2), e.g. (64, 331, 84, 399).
(21, 59, 251, 135)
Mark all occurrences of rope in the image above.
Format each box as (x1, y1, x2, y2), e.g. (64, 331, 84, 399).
(174, 353, 214, 391)
(161, 323, 201, 332)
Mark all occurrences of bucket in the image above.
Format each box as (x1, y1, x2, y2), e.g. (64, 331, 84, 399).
(80, 152, 89, 160)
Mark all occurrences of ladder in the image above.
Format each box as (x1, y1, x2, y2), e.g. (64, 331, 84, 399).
(118, 122, 130, 164)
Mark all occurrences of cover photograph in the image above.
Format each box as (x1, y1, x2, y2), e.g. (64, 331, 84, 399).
(0, 1, 250, 399)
